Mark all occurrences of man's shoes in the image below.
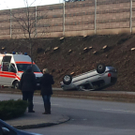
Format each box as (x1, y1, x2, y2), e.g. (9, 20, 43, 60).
(28, 110, 35, 113)
(42, 112, 51, 114)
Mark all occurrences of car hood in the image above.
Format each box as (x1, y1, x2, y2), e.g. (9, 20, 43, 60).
(0, 119, 43, 135)
(16, 129, 43, 135)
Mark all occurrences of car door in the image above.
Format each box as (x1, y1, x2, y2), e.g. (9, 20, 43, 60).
(0, 56, 16, 86)
(0, 62, 11, 85)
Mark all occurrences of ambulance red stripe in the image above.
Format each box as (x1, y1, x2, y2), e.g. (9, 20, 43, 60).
(0, 75, 21, 80)
(16, 75, 21, 80)
(0, 74, 16, 78)
(18, 71, 23, 73)
(18, 71, 42, 74)
(0, 71, 16, 75)
(16, 61, 35, 64)
(34, 72, 42, 74)
(0, 71, 21, 80)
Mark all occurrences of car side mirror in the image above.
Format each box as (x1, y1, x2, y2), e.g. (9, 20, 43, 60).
(2, 127, 10, 135)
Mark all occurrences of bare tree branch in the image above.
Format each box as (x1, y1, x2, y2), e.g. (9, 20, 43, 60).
(11, 0, 47, 62)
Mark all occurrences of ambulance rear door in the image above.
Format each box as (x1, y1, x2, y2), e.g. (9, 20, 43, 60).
(0, 56, 17, 86)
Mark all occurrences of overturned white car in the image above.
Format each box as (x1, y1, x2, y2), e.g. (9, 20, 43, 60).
(60, 63, 117, 91)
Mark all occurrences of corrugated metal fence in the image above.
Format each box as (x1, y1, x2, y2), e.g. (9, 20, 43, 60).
(0, 0, 134, 39)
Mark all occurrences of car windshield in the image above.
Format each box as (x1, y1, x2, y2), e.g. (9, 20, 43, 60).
(16, 64, 41, 72)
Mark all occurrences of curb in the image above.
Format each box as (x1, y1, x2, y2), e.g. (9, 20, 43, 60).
(14, 116, 70, 129)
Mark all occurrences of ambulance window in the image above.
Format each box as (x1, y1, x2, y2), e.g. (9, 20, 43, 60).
(8, 63, 16, 73)
(32, 64, 40, 72)
(2, 62, 9, 71)
(2, 56, 11, 63)
(17, 64, 40, 72)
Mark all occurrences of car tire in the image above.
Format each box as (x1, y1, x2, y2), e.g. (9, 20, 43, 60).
(13, 81, 19, 89)
(63, 75, 72, 85)
(96, 63, 106, 74)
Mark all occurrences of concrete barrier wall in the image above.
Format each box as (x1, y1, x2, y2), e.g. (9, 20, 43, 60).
(0, 0, 134, 39)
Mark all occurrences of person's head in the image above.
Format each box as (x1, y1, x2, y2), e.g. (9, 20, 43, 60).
(42, 68, 48, 74)
(26, 66, 32, 72)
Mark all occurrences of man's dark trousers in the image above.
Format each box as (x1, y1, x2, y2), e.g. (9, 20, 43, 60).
(22, 91, 34, 112)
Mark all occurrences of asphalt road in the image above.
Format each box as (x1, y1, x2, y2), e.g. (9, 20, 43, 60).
(27, 98, 135, 135)
(1, 93, 135, 135)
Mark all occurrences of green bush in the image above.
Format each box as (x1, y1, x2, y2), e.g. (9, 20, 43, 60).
(0, 99, 28, 120)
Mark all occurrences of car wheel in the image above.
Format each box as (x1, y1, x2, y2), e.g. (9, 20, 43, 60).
(14, 81, 19, 89)
(96, 63, 106, 74)
(63, 75, 72, 85)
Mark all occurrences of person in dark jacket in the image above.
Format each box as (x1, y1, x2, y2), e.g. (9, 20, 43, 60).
(40, 68, 54, 114)
(19, 66, 36, 113)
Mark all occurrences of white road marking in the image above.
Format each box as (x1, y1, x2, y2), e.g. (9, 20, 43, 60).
(34, 102, 60, 106)
(52, 104, 61, 106)
(71, 119, 75, 121)
(103, 108, 135, 114)
(71, 119, 88, 121)
(83, 119, 87, 121)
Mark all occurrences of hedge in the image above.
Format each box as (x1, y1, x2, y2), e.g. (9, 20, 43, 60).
(0, 99, 28, 120)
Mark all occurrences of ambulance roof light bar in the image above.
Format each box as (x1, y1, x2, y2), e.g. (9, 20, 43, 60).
(12, 52, 27, 55)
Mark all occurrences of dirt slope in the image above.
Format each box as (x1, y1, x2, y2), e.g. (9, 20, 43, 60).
(0, 34, 135, 91)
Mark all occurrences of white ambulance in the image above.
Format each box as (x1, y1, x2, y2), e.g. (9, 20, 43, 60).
(0, 52, 43, 89)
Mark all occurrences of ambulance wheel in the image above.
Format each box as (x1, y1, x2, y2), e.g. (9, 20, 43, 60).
(14, 81, 19, 89)
(96, 63, 106, 74)
(63, 75, 72, 85)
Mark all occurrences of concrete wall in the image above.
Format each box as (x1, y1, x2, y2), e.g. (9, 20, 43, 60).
(0, 0, 134, 39)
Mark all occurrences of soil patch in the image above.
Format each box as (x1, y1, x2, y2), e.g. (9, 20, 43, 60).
(0, 34, 135, 91)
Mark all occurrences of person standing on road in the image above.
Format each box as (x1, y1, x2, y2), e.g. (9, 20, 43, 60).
(19, 66, 36, 113)
(40, 68, 54, 114)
